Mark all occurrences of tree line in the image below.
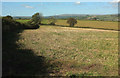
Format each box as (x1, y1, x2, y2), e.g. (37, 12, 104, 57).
(2, 12, 78, 32)
(28, 12, 77, 27)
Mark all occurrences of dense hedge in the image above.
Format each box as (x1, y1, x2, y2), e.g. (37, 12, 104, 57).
(2, 17, 25, 32)
(2, 16, 40, 32)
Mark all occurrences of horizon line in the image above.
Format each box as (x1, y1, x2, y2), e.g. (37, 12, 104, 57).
(1, 13, 118, 17)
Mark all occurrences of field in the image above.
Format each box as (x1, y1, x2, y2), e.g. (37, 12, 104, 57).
(16, 19, 119, 31)
(15, 25, 118, 76)
(3, 2, 119, 77)
(56, 20, 118, 31)
(16, 19, 30, 23)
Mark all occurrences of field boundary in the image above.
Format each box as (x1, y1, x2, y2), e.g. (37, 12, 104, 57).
(41, 24, 119, 32)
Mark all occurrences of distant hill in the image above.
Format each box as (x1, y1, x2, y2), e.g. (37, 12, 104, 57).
(45, 14, 118, 21)
(13, 14, 119, 22)
(45, 14, 90, 19)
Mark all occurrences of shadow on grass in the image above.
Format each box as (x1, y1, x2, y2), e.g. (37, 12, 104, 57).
(2, 29, 56, 77)
(41, 24, 119, 31)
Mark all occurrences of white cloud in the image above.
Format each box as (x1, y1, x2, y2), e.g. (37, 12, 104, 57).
(75, 1, 81, 4)
(110, 0, 119, 7)
(111, 0, 120, 3)
(22, 5, 34, 9)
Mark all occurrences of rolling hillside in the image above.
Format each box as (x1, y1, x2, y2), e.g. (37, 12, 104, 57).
(14, 14, 119, 22)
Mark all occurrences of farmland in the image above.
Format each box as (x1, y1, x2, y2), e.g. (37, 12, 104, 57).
(16, 19, 119, 31)
(15, 24, 118, 76)
(16, 19, 30, 23)
(2, 18, 118, 76)
(2, 2, 119, 77)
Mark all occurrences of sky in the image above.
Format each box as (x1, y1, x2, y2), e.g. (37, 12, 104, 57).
(1, 1, 119, 16)
(1, 0, 118, 2)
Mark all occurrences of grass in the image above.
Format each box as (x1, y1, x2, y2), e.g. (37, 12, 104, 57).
(56, 20, 118, 31)
(16, 19, 119, 31)
(3, 29, 58, 76)
(16, 25, 118, 76)
(16, 19, 30, 23)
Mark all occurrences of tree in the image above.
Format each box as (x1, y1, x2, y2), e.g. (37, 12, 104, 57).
(67, 18, 77, 27)
(31, 13, 42, 25)
(48, 17, 57, 25)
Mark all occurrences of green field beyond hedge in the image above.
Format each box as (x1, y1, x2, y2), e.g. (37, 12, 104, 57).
(16, 19, 119, 31)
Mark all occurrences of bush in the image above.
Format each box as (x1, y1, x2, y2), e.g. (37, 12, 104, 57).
(2, 16, 34, 32)
(67, 18, 77, 27)
(2, 15, 40, 33)
(31, 13, 42, 25)
(3, 15, 13, 20)
(24, 21, 40, 29)
(48, 17, 57, 25)
(2, 16, 23, 32)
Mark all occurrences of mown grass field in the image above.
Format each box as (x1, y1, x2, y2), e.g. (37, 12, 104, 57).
(16, 25, 118, 76)
(16, 19, 118, 31)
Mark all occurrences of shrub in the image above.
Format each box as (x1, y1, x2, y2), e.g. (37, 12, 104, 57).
(2, 16, 30, 32)
(3, 15, 13, 20)
(31, 13, 42, 25)
(67, 18, 77, 27)
(2, 15, 40, 33)
(24, 21, 40, 29)
(48, 17, 57, 25)
(2, 16, 22, 32)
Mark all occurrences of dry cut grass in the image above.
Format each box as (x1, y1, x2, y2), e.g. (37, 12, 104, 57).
(17, 26, 118, 76)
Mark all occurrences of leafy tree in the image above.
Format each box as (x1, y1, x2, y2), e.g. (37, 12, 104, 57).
(48, 17, 57, 25)
(31, 13, 42, 25)
(67, 18, 77, 27)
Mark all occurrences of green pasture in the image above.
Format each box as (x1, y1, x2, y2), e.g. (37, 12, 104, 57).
(16, 19, 118, 30)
